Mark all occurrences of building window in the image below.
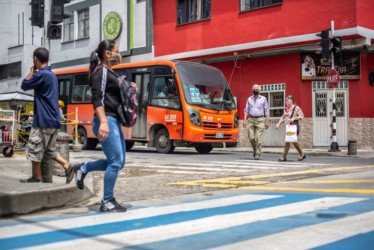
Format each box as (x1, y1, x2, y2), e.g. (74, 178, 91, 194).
(260, 83, 285, 118)
(77, 9, 89, 39)
(63, 16, 74, 42)
(177, 0, 211, 25)
(0, 62, 21, 80)
(240, 0, 282, 12)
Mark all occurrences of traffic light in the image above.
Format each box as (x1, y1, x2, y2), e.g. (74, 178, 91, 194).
(331, 36, 343, 66)
(47, 0, 72, 39)
(30, 0, 45, 27)
(320, 29, 330, 59)
(51, 0, 64, 23)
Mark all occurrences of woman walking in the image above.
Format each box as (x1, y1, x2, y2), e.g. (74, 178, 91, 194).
(275, 95, 306, 162)
(74, 40, 135, 212)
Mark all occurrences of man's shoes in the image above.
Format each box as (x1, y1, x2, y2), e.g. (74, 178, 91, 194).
(297, 155, 306, 161)
(254, 156, 260, 160)
(278, 158, 287, 162)
(20, 177, 42, 183)
(65, 163, 77, 184)
(100, 198, 127, 212)
(74, 163, 86, 190)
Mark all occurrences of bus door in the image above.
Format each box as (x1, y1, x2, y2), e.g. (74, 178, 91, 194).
(57, 74, 72, 132)
(131, 72, 150, 139)
(149, 67, 183, 141)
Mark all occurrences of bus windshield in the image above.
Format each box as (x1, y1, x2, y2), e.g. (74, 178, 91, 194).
(176, 61, 236, 111)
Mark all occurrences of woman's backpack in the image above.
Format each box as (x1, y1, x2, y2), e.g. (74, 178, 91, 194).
(106, 75, 138, 127)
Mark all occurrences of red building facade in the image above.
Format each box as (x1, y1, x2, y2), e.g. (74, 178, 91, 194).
(153, 0, 374, 149)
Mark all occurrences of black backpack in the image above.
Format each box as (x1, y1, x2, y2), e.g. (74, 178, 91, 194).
(107, 75, 138, 127)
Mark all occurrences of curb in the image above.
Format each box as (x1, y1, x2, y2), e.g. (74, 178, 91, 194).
(0, 176, 94, 217)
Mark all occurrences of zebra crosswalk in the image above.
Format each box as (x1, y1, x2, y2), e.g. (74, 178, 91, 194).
(126, 159, 328, 175)
(1, 192, 373, 249)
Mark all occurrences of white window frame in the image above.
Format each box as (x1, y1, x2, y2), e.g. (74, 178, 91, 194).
(63, 16, 74, 42)
(77, 9, 89, 39)
(177, 0, 211, 25)
(260, 83, 285, 119)
(240, 0, 283, 12)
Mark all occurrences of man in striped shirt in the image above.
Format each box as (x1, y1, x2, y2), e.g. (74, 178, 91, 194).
(243, 84, 270, 160)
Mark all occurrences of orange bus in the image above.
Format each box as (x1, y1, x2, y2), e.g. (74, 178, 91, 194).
(55, 60, 239, 153)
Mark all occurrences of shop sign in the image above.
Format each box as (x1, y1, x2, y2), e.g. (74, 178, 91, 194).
(103, 11, 122, 40)
(301, 52, 360, 80)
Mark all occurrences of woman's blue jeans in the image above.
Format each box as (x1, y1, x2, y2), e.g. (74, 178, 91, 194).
(81, 115, 126, 202)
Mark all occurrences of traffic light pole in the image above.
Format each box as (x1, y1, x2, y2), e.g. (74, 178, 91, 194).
(329, 20, 340, 152)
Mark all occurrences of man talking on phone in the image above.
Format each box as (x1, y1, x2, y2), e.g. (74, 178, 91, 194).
(20, 47, 77, 183)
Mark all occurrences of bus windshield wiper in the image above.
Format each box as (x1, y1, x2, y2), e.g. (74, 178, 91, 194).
(194, 103, 219, 112)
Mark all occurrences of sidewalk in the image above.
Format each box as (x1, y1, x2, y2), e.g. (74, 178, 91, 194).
(221, 146, 374, 158)
(0, 146, 372, 217)
(0, 151, 93, 217)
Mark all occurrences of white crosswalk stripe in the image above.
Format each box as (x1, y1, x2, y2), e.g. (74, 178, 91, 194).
(126, 159, 328, 174)
(1, 193, 372, 250)
(212, 210, 374, 250)
(0, 194, 278, 239)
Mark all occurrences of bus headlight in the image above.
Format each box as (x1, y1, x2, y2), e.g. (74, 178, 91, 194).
(188, 107, 201, 126)
(234, 112, 239, 128)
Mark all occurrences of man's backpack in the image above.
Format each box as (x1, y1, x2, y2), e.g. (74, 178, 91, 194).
(107, 75, 138, 127)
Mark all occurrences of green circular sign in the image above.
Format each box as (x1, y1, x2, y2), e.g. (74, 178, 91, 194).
(103, 11, 122, 40)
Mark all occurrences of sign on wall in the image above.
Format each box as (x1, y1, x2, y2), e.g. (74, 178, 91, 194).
(103, 11, 122, 40)
(301, 52, 360, 80)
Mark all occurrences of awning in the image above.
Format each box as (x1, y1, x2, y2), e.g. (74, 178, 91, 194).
(0, 92, 34, 102)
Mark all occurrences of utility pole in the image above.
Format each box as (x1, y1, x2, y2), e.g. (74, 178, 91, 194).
(329, 20, 340, 152)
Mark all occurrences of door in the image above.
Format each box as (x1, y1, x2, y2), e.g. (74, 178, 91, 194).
(57, 75, 71, 132)
(131, 72, 150, 139)
(313, 85, 348, 146)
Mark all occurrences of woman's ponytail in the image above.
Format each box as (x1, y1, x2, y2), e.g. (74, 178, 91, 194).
(89, 40, 116, 77)
(89, 48, 99, 76)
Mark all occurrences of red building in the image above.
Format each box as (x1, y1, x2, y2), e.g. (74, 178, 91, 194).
(153, 0, 374, 149)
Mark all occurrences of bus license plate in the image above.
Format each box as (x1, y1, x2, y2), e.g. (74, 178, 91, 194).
(216, 133, 224, 139)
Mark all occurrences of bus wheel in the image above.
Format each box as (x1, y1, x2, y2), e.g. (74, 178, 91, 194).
(155, 128, 175, 154)
(195, 144, 213, 154)
(78, 127, 88, 149)
(78, 127, 97, 150)
(3, 147, 14, 157)
(126, 141, 134, 151)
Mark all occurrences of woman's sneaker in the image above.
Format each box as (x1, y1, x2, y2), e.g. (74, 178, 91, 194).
(100, 198, 127, 212)
(74, 163, 86, 190)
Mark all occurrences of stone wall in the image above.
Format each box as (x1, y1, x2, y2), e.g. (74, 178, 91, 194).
(237, 118, 374, 149)
(298, 118, 313, 148)
(349, 118, 374, 149)
(237, 120, 250, 147)
(237, 119, 313, 148)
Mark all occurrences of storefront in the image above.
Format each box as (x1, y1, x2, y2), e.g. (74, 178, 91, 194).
(152, 0, 374, 148)
(208, 51, 374, 149)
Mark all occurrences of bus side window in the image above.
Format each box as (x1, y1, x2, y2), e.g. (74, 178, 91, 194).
(72, 73, 89, 103)
(152, 77, 168, 107)
(84, 88, 92, 102)
(151, 77, 180, 109)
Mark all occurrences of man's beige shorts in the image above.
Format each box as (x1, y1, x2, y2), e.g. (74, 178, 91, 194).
(26, 127, 59, 162)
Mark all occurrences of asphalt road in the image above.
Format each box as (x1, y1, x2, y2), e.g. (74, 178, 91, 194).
(1, 147, 374, 249)
(65, 146, 374, 209)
